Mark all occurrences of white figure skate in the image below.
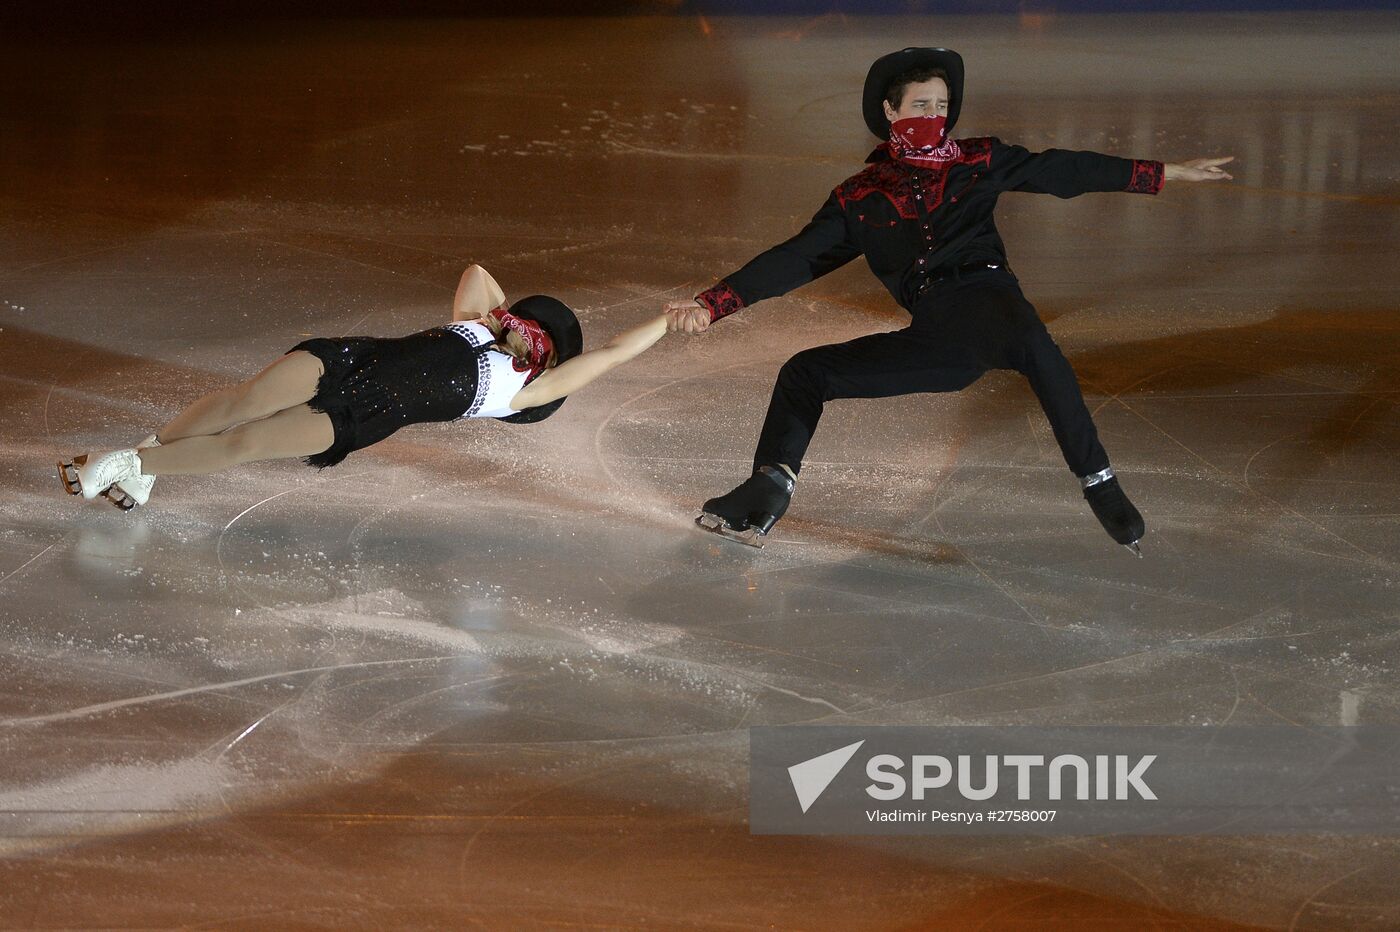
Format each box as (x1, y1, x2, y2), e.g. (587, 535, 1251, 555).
(58, 448, 144, 506)
(102, 434, 160, 511)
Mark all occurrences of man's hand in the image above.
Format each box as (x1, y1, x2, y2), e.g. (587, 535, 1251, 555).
(1165, 156, 1235, 183)
(664, 299, 712, 334)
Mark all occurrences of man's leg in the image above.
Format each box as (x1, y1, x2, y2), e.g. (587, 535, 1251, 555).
(938, 274, 1143, 552)
(935, 277, 1109, 477)
(699, 328, 983, 546)
(752, 329, 983, 475)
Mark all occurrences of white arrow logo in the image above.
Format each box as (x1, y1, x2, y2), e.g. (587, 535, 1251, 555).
(788, 740, 865, 813)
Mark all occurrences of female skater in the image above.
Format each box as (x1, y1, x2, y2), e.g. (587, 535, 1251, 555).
(59, 265, 668, 508)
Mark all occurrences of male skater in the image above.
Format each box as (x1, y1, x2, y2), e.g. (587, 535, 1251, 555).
(665, 47, 1233, 555)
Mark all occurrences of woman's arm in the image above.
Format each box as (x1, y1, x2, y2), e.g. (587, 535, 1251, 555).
(452, 265, 506, 322)
(509, 315, 668, 410)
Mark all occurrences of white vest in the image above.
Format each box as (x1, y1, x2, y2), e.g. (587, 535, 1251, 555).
(442, 321, 531, 418)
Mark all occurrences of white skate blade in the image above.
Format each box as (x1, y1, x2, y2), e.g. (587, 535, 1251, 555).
(111, 472, 154, 509)
(696, 513, 767, 549)
(57, 458, 85, 497)
(1123, 540, 1143, 558)
(101, 486, 137, 512)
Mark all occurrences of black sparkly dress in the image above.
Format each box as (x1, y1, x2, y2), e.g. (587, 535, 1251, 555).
(289, 327, 494, 469)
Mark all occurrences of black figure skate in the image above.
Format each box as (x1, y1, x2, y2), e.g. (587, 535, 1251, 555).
(1081, 467, 1145, 557)
(696, 465, 794, 549)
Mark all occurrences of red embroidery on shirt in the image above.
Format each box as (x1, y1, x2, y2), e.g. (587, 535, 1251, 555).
(1127, 159, 1164, 195)
(695, 280, 745, 322)
(836, 138, 995, 219)
(838, 161, 918, 218)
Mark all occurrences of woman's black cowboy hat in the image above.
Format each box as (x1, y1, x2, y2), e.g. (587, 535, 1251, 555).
(862, 47, 965, 139)
(495, 294, 583, 424)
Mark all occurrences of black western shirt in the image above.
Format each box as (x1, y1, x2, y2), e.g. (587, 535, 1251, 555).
(695, 138, 1164, 321)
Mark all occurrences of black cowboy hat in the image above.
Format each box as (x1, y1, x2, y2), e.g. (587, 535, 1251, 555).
(495, 294, 583, 424)
(862, 47, 965, 139)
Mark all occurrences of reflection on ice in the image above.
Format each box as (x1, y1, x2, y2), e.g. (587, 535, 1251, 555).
(2, 9, 1400, 928)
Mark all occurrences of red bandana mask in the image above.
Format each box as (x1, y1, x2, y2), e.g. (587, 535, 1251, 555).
(489, 307, 555, 380)
(888, 115, 961, 166)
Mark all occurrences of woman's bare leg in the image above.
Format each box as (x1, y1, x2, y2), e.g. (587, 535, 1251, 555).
(157, 351, 325, 442)
(140, 404, 335, 475)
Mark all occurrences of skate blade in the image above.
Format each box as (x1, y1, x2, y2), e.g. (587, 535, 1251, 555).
(57, 458, 86, 497)
(101, 486, 136, 512)
(1123, 540, 1143, 558)
(696, 513, 767, 549)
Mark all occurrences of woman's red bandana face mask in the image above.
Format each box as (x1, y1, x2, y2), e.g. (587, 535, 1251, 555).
(490, 308, 555, 379)
(888, 115, 961, 166)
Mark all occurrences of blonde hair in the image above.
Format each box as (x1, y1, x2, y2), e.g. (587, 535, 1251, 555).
(480, 313, 558, 368)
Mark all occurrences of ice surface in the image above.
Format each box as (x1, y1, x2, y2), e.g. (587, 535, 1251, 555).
(2, 10, 1399, 928)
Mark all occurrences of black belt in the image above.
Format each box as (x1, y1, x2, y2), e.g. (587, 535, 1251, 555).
(917, 261, 1006, 293)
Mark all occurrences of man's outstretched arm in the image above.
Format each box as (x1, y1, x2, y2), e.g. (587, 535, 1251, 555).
(666, 191, 859, 334)
(1164, 157, 1235, 182)
(990, 139, 1233, 199)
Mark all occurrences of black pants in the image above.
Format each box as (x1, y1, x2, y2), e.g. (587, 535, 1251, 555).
(752, 268, 1110, 478)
